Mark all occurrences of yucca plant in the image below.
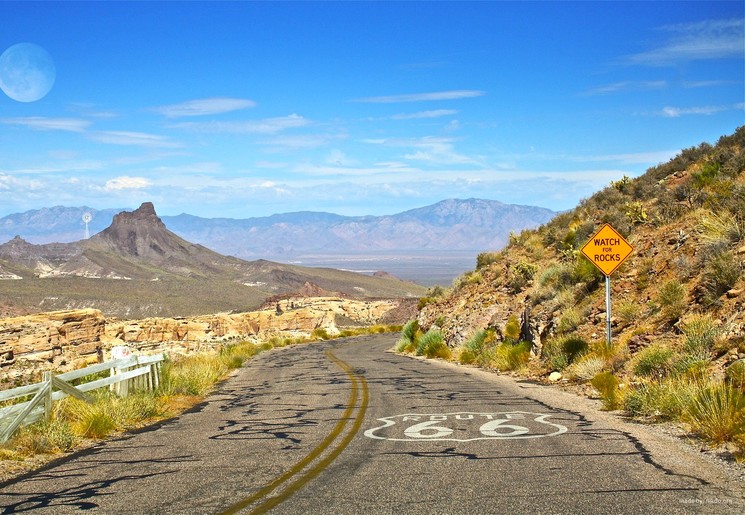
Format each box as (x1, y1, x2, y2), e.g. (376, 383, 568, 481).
(681, 384, 745, 444)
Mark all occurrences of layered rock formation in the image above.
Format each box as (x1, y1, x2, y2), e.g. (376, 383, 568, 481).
(0, 297, 404, 387)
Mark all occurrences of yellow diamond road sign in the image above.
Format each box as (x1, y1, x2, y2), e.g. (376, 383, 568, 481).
(580, 223, 634, 276)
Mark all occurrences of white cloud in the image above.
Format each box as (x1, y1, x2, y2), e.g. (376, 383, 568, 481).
(582, 81, 667, 96)
(365, 136, 480, 166)
(1, 117, 91, 132)
(153, 97, 256, 117)
(391, 109, 458, 120)
(623, 18, 745, 66)
(352, 90, 485, 103)
(90, 131, 182, 148)
(260, 132, 346, 151)
(169, 114, 310, 134)
(324, 149, 356, 166)
(104, 176, 152, 191)
(660, 102, 745, 117)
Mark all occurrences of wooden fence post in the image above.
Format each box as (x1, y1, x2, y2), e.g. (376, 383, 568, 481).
(43, 371, 52, 420)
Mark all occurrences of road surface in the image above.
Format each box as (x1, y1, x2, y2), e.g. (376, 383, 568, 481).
(1, 334, 742, 513)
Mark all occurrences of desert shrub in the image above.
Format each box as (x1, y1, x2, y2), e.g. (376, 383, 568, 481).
(543, 335, 589, 370)
(681, 314, 721, 358)
(611, 175, 632, 193)
(397, 319, 423, 352)
(624, 379, 696, 420)
(9, 417, 78, 455)
(465, 329, 487, 354)
(159, 354, 227, 396)
(656, 280, 686, 322)
(591, 372, 622, 410)
(311, 328, 331, 340)
(57, 395, 118, 439)
(726, 361, 745, 390)
(567, 355, 606, 382)
(557, 307, 581, 334)
(624, 201, 649, 225)
(476, 252, 500, 269)
(493, 341, 532, 371)
(681, 384, 745, 444)
(453, 270, 483, 290)
(692, 161, 720, 189)
(416, 327, 450, 359)
(401, 319, 419, 342)
(504, 315, 521, 343)
(507, 261, 537, 293)
(219, 341, 258, 369)
(701, 250, 742, 305)
(458, 348, 476, 365)
(615, 300, 640, 326)
(632, 345, 676, 379)
(673, 354, 711, 380)
(571, 255, 602, 287)
(461, 328, 498, 367)
(538, 263, 565, 287)
(697, 210, 743, 248)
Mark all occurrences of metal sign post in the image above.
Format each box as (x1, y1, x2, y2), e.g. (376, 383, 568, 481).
(580, 224, 634, 347)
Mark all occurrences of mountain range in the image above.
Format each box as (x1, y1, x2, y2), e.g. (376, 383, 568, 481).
(0, 202, 426, 318)
(0, 199, 556, 259)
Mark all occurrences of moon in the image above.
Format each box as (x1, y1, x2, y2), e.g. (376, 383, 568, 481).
(0, 43, 56, 102)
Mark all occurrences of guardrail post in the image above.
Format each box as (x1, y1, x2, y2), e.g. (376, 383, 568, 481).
(43, 371, 52, 420)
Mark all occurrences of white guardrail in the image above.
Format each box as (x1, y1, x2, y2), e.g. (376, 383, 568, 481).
(0, 353, 164, 443)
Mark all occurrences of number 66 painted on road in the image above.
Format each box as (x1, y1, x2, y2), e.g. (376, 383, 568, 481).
(403, 418, 529, 439)
(364, 412, 567, 442)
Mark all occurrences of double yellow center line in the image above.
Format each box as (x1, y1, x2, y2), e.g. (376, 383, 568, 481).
(221, 348, 369, 514)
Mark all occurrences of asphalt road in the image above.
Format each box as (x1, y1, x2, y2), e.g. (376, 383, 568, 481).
(1, 334, 743, 514)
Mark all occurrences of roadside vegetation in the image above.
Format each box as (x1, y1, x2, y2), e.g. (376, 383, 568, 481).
(0, 324, 399, 476)
(398, 127, 745, 460)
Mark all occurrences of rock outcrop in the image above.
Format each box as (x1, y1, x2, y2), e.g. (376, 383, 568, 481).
(0, 297, 404, 387)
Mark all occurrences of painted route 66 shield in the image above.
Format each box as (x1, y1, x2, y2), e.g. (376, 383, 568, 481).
(364, 411, 567, 442)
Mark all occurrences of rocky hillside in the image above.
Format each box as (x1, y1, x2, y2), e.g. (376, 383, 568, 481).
(416, 127, 744, 374)
(0, 203, 426, 318)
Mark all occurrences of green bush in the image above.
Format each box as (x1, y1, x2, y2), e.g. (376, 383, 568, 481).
(493, 341, 532, 371)
(219, 341, 258, 369)
(10, 417, 79, 455)
(476, 252, 500, 269)
(416, 327, 451, 359)
(702, 250, 742, 305)
(543, 335, 589, 370)
(681, 314, 721, 358)
(557, 307, 581, 334)
(632, 345, 676, 379)
(567, 355, 606, 382)
(311, 328, 331, 340)
(624, 379, 695, 420)
(396, 320, 421, 353)
(616, 300, 640, 326)
(159, 354, 227, 396)
(726, 360, 745, 390)
(572, 255, 602, 286)
(504, 315, 521, 343)
(591, 372, 621, 410)
(458, 348, 476, 365)
(656, 280, 686, 322)
(681, 385, 745, 444)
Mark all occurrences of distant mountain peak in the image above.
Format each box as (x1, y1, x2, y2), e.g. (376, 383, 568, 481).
(92, 201, 188, 259)
(111, 202, 162, 226)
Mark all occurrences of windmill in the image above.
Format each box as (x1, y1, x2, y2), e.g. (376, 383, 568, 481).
(82, 212, 92, 239)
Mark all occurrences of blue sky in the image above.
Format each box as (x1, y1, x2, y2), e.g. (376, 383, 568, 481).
(0, 1, 743, 219)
